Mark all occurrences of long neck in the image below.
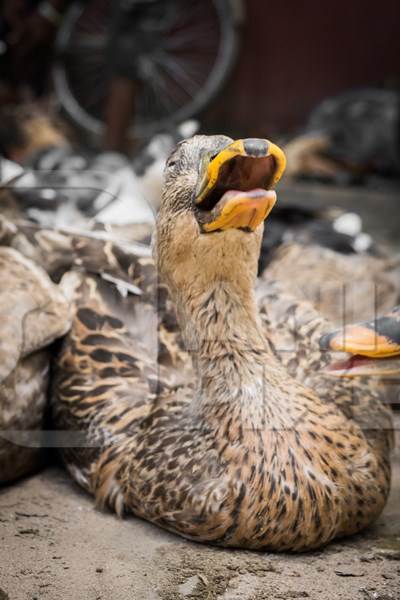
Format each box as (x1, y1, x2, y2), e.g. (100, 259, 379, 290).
(179, 280, 265, 352)
(172, 277, 281, 430)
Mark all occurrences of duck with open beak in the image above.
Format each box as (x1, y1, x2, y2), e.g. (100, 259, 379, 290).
(194, 138, 286, 233)
(320, 306, 400, 378)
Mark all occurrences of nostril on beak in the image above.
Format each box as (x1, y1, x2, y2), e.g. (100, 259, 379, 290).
(243, 138, 269, 157)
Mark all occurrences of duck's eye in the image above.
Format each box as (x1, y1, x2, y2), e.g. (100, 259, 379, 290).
(167, 158, 178, 169)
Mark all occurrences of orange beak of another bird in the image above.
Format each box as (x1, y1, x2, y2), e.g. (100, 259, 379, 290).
(320, 308, 400, 378)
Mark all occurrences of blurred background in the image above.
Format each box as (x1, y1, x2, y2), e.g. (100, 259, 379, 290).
(0, 0, 399, 250)
(1, 0, 400, 576)
(209, 0, 400, 136)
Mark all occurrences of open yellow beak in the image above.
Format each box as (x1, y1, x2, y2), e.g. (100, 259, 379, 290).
(320, 309, 400, 377)
(320, 324, 400, 358)
(195, 138, 286, 233)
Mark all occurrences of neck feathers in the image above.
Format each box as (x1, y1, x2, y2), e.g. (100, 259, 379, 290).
(173, 280, 280, 424)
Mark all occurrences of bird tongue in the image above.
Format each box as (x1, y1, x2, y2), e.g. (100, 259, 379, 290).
(328, 354, 371, 372)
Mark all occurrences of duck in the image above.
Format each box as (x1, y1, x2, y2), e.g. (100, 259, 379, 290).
(0, 246, 71, 483)
(49, 135, 393, 551)
(0, 214, 190, 381)
(2, 104, 397, 327)
(319, 307, 400, 408)
(320, 306, 400, 379)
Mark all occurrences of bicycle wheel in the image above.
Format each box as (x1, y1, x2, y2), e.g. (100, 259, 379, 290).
(53, 0, 243, 139)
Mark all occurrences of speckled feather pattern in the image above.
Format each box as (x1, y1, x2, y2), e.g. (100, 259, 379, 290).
(51, 267, 393, 550)
(264, 242, 400, 326)
(49, 135, 393, 550)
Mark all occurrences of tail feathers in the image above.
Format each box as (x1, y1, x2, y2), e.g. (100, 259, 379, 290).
(92, 443, 129, 518)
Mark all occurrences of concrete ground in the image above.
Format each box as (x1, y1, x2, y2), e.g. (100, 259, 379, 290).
(1, 181, 400, 600)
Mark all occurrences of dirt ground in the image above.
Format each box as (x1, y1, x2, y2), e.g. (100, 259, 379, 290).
(1, 182, 400, 600)
(0, 415, 399, 600)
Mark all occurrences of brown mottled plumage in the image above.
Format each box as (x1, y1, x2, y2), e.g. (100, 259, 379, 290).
(0, 247, 70, 483)
(0, 215, 151, 287)
(0, 214, 188, 378)
(51, 135, 393, 551)
(263, 243, 400, 326)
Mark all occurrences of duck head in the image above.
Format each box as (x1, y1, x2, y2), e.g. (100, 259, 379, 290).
(320, 306, 400, 378)
(155, 135, 286, 296)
